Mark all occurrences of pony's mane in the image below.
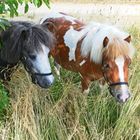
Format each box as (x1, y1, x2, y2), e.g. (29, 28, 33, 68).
(80, 22, 135, 64)
(103, 38, 133, 60)
(0, 21, 55, 63)
(25, 24, 55, 51)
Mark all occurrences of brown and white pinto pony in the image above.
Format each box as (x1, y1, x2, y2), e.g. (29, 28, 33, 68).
(40, 12, 135, 103)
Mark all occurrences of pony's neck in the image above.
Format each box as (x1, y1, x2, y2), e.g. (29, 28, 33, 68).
(0, 57, 10, 67)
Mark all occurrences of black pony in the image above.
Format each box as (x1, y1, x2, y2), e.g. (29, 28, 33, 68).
(0, 21, 56, 88)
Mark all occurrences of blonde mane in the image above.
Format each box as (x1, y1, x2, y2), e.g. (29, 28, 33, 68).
(80, 22, 135, 64)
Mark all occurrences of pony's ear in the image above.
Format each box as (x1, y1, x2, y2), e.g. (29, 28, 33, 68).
(124, 35, 131, 43)
(42, 22, 57, 34)
(103, 36, 109, 47)
(0, 27, 26, 64)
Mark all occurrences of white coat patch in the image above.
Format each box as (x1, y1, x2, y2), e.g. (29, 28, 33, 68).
(83, 88, 90, 94)
(64, 26, 90, 61)
(79, 60, 86, 66)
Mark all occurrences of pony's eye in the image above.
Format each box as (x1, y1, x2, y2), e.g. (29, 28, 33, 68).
(29, 54, 36, 60)
(103, 64, 110, 69)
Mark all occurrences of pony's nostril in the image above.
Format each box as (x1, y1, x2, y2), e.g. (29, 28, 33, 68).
(116, 93, 130, 103)
(125, 97, 129, 102)
(43, 79, 53, 87)
(47, 81, 52, 86)
(117, 94, 121, 99)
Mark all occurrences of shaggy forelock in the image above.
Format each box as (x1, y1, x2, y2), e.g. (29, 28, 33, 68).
(24, 24, 56, 52)
(103, 37, 134, 60)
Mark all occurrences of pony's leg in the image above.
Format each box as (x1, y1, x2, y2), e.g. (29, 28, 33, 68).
(81, 77, 91, 95)
(54, 61, 61, 79)
(99, 78, 106, 87)
(98, 78, 106, 94)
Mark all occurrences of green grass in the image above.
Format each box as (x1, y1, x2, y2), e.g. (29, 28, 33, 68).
(0, 18, 140, 140)
(0, 82, 9, 120)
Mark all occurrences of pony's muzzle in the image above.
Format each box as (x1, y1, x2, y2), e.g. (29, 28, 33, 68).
(116, 92, 130, 103)
(109, 85, 131, 103)
(32, 75, 54, 88)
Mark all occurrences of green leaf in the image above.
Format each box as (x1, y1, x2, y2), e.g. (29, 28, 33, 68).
(12, 0, 18, 9)
(0, 19, 11, 32)
(7, 4, 16, 17)
(43, 0, 50, 8)
(9, 9, 14, 17)
(6, 0, 19, 17)
(33, 0, 38, 6)
(0, 0, 50, 16)
(24, 3, 29, 13)
(14, 9, 18, 16)
(18, 0, 23, 5)
(0, 23, 5, 30)
(0, 3, 5, 14)
(37, 0, 42, 8)
(0, 18, 11, 28)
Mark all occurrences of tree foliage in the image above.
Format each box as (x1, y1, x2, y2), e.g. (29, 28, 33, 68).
(0, 0, 50, 16)
(0, 0, 50, 30)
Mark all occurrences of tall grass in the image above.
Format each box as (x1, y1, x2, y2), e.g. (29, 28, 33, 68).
(0, 18, 140, 140)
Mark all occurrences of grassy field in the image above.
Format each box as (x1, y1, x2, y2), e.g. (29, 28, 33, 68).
(0, 4, 140, 140)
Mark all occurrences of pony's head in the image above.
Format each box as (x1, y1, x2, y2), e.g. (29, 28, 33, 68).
(102, 35, 134, 103)
(21, 25, 56, 88)
(81, 23, 135, 103)
(0, 22, 56, 88)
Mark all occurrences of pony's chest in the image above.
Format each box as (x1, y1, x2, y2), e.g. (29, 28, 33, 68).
(80, 61, 103, 79)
